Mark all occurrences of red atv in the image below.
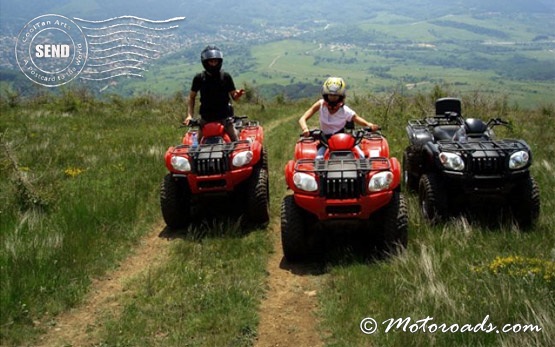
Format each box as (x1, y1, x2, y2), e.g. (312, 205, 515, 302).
(160, 116, 269, 228)
(281, 126, 408, 261)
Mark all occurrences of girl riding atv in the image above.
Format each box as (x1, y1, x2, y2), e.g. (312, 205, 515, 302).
(298, 77, 379, 158)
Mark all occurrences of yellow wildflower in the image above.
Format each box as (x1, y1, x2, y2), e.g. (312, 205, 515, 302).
(64, 167, 85, 178)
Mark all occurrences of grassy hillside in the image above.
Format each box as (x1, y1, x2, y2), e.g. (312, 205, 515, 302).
(2, 1, 552, 108)
(1, 87, 554, 346)
(112, 10, 554, 108)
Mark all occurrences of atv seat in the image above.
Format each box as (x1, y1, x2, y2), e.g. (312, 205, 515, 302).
(432, 125, 460, 141)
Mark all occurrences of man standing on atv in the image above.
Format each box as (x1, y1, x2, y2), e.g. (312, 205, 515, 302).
(298, 77, 379, 158)
(184, 45, 245, 141)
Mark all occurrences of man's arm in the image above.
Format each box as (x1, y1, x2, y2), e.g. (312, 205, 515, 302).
(184, 90, 197, 125)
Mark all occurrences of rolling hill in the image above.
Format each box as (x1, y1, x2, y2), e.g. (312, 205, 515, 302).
(0, 0, 553, 107)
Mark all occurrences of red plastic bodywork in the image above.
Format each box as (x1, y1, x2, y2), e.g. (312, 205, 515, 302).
(285, 132, 401, 220)
(165, 121, 264, 194)
(327, 133, 356, 151)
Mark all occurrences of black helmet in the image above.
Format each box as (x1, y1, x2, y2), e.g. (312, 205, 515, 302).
(201, 45, 223, 74)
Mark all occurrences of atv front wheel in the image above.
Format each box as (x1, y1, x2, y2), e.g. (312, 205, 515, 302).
(245, 167, 270, 225)
(160, 174, 191, 229)
(281, 195, 308, 262)
(419, 174, 448, 223)
(380, 191, 409, 255)
(509, 174, 540, 230)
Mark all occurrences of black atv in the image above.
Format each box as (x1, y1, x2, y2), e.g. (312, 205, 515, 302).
(403, 97, 540, 229)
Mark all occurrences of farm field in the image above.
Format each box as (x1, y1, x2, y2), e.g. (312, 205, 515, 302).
(113, 11, 555, 108)
(1, 88, 554, 346)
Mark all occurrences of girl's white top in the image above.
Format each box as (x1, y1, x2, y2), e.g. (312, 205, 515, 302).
(318, 99, 356, 135)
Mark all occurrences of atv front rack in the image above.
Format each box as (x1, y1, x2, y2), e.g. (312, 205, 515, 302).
(175, 140, 251, 175)
(438, 138, 529, 153)
(294, 157, 390, 173)
(438, 139, 531, 175)
(295, 157, 391, 199)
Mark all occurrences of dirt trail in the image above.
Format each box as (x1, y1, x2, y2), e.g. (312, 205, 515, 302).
(37, 113, 324, 346)
(255, 111, 326, 347)
(254, 222, 325, 347)
(36, 222, 170, 347)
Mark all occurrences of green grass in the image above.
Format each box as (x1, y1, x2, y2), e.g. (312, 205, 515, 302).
(0, 92, 173, 344)
(98, 227, 271, 347)
(1, 88, 554, 346)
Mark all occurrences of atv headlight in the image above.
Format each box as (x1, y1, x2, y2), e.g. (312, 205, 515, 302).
(368, 171, 393, 192)
(509, 150, 529, 170)
(171, 156, 191, 172)
(232, 151, 253, 167)
(293, 172, 318, 192)
(439, 152, 465, 171)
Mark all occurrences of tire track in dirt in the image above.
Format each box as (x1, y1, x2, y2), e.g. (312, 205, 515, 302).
(37, 112, 322, 347)
(255, 113, 325, 347)
(254, 221, 325, 347)
(36, 222, 169, 347)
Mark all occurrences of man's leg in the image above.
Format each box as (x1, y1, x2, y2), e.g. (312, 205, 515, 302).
(197, 118, 206, 141)
(224, 118, 238, 141)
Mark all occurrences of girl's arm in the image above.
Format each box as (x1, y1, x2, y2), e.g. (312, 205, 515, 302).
(352, 114, 379, 131)
(299, 100, 322, 136)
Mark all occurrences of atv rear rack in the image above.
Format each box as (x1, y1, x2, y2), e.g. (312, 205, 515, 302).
(408, 117, 462, 129)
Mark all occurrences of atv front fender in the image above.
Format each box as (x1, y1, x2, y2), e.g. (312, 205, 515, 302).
(389, 157, 402, 190)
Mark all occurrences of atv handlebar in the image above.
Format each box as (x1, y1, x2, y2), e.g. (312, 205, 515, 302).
(182, 119, 201, 128)
(302, 126, 379, 137)
(486, 117, 510, 128)
(181, 115, 249, 128)
(302, 127, 380, 147)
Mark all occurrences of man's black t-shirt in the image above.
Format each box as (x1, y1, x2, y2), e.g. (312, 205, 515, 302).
(191, 71, 236, 121)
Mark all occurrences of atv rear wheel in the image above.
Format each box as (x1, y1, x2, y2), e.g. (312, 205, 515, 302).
(379, 191, 409, 255)
(160, 174, 191, 229)
(419, 173, 448, 223)
(245, 167, 270, 225)
(281, 195, 308, 262)
(402, 148, 419, 192)
(509, 174, 540, 230)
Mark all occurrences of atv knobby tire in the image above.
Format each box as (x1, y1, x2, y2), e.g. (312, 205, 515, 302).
(380, 191, 409, 255)
(245, 167, 270, 225)
(281, 195, 308, 262)
(403, 148, 420, 192)
(510, 174, 540, 230)
(160, 174, 191, 229)
(419, 173, 448, 223)
(261, 146, 269, 171)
